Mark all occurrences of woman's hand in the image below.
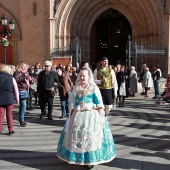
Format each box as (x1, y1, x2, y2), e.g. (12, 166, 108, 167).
(15, 101, 19, 105)
(70, 109, 74, 116)
(51, 87, 54, 91)
(101, 78, 107, 83)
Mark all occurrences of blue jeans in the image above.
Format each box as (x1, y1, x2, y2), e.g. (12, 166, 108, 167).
(60, 92, 71, 116)
(19, 98, 26, 123)
(153, 80, 160, 98)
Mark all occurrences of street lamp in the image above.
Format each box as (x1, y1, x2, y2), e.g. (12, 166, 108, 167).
(0, 14, 15, 64)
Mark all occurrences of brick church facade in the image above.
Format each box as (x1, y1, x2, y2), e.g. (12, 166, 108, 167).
(0, 0, 170, 75)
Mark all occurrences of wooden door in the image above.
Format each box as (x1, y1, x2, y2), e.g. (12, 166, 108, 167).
(0, 25, 13, 64)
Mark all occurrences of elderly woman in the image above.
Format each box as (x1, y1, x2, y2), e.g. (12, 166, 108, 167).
(129, 66, 138, 97)
(143, 67, 152, 97)
(0, 64, 19, 135)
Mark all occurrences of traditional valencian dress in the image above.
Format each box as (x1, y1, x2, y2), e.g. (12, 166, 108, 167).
(57, 83, 116, 165)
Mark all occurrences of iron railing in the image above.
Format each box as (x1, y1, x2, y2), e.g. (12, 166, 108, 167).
(50, 36, 81, 65)
(126, 35, 166, 75)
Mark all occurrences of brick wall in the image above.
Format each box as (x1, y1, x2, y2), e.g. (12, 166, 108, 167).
(0, 0, 50, 67)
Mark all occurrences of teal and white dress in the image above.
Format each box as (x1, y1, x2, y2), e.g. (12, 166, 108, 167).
(57, 83, 116, 165)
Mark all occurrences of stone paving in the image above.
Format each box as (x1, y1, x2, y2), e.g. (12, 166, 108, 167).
(0, 89, 170, 170)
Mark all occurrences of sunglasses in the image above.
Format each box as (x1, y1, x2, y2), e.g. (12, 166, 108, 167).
(44, 65, 50, 68)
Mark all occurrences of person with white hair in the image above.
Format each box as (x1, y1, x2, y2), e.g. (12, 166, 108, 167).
(129, 66, 138, 96)
(37, 60, 59, 120)
(143, 67, 152, 97)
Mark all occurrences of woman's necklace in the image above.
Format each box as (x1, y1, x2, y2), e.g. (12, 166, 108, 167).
(77, 83, 89, 98)
(80, 83, 89, 89)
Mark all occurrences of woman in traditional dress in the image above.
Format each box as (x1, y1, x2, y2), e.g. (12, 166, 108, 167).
(57, 67, 116, 169)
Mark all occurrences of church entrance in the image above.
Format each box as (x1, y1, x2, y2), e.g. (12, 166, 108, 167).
(90, 9, 132, 66)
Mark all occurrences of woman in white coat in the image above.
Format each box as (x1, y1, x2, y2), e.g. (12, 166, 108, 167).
(143, 67, 152, 97)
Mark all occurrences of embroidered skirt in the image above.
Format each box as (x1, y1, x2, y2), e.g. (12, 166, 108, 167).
(57, 110, 116, 165)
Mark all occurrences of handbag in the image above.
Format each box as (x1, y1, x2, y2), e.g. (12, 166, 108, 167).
(20, 90, 29, 99)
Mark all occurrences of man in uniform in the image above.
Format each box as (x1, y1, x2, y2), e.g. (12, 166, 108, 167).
(93, 57, 118, 116)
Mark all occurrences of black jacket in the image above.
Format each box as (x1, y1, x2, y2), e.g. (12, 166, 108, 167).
(152, 70, 160, 81)
(117, 71, 129, 97)
(0, 73, 15, 105)
(37, 70, 59, 97)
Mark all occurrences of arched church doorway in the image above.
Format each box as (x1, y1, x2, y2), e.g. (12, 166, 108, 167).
(90, 8, 132, 66)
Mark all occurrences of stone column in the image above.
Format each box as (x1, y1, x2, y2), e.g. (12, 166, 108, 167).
(164, 14, 170, 76)
(164, 1, 170, 76)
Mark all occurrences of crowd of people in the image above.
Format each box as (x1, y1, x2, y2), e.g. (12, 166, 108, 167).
(0, 58, 165, 169)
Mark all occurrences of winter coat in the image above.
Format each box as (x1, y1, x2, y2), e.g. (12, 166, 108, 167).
(143, 71, 152, 88)
(117, 71, 129, 97)
(129, 71, 138, 93)
(37, 69, 59, 97)
(13, 70, 28, 91)
(0, 73, 15, 105)
(58, 72, 73, 97)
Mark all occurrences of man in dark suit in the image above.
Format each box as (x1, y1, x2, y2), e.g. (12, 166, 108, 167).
(37, 61, 59, 120)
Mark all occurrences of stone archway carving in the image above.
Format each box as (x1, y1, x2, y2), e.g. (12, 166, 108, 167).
(56, 0, 164, 62)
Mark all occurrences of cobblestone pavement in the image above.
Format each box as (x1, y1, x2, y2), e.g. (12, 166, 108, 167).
(0, 90, 170, 170)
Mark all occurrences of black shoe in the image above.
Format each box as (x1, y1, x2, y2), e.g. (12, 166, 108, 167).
(9, 131, 15, 136)
(43, 110, 47, 116)
(40, 114, 45, 119)
(20, 121, 29, 126)
(60, 115, 65, 119)
(152, 97, 159, 99)
(48, 117, 53, 120)
(87, 165, 94, 169)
